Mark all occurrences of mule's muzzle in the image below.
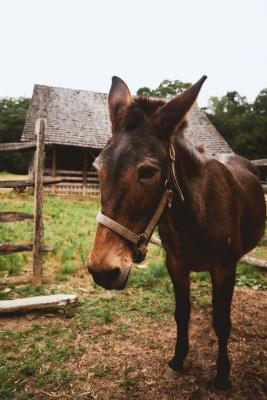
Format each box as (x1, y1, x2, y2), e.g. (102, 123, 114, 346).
(88, 266, 130, 290)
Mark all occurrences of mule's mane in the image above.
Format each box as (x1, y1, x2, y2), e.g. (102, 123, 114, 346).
(120, 97, 166, 131)
(132, 97, 166, 115)
(117, 96, 189, 138)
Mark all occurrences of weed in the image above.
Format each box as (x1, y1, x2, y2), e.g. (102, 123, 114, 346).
(102, 308, 113, 323)
(236, 262, 267, 289)
(19, 361, 36, 377)
(117, 363, 139, 393)
(129, 259, 167, 288)
(60, 262, 77, 274)
(93, 363, 111, 378)
(56, 272, 69, 282)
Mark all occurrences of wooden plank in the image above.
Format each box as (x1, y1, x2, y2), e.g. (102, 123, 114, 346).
(83, 149, 88, 196)
(47, 176, 98, 182)
(150, 236, 162, 246)
(0, 178, 63, 189)
(241, 255, 267, 269)
(51, 146, 57, 177)
(251, 159, 267, 166)
(51, 145, 56, 194)
(0, 294, 78, 313)
(44, 168, 98, 176)
(0, 242, 52, 255)
(28, 151, 35, 181)
(32, 119, 46, 285)
(0, 212, 34, 223)
(0, 274, 32, 285)
(0, 142, 36, 152)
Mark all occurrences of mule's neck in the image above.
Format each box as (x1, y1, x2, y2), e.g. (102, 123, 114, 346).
(173, 135, 205, 197)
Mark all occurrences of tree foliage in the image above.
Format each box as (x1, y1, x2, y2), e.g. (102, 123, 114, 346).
(0, 97, 30, 173)
(137, 79, 191, 99)
(137, 80, 267, 160)
(205, 90, 267, 159)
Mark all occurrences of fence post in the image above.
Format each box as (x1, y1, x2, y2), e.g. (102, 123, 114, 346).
(32, 118, 46, 285)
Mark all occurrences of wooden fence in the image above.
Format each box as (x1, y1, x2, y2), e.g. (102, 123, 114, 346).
(0, 118, 58, 285)
(43, 168, 100, 197)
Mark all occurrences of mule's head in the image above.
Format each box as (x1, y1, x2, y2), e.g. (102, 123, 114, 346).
(88, 75, 206, 289)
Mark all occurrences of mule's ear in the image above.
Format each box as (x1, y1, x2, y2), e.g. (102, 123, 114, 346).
(153, 75, 207, 137)
(108, 76, 132, 128)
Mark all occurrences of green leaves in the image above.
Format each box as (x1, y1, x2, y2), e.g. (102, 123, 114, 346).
(0, 97, 30, 173)
(205, 88, 267, 160)
(137, 79, 191, 99)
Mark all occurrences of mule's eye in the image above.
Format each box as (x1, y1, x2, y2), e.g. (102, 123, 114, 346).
(138, 166, 158, 182)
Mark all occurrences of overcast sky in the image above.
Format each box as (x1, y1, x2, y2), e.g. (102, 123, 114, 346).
(1, 0, 266, 106)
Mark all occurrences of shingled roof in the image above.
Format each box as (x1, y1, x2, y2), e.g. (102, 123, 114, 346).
(21, 84, 233, 155)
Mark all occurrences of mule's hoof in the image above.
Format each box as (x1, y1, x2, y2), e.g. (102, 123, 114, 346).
(164, 366, 181, 379)
(214, 375, 232, 391)
(168, 357, 184, 372)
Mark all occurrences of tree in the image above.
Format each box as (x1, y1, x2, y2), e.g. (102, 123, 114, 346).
(253, 89, 267, 116)
(204, 90, 267, 160)
(137, 79, 191, 99)
(0, 97, 30, 173)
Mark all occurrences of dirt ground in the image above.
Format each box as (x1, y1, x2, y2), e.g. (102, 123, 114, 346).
(68, 287, 266, 400)
(1, 286, 266, 400)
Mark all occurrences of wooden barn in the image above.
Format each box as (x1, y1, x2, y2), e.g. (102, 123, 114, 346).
(21, 84, 233, 196)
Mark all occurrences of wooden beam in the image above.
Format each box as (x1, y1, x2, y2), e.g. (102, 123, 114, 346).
(44, 168, 98, 176)
(0, 242, 52, 255)
(251, 159, 267, 166)
(241, 255, 267, 270)
(0, 294, 78, 313)
(51, 145, 56, 194)
(32, 119, 46, 285)
(0, 142, 36, 152)
(0, 178, 63, 189)
(28, 151, 35, 181)
(0, 212, 33, 223)
(0, 274, 32, 285)
(51, 146, 56, 177)
(83, 149, 88, 196)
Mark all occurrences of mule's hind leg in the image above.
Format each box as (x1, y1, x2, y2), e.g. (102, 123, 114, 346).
(211, 266, 236, 390)
(168, 266, 191, 372)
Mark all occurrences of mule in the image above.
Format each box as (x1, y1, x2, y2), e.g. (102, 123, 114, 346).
(88, 76, 266, 390)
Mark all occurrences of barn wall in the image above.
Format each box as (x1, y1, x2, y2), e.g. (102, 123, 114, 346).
(41, 145, 100, 196)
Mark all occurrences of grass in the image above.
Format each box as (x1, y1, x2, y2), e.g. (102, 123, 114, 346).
(0, 192, 266, 398)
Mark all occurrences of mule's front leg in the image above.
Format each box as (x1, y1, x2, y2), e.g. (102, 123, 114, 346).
(211, 267, 236, 390)
(168, 265, 190, 372)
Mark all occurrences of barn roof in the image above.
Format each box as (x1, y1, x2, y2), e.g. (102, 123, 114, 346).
(21, 84, 233, 155)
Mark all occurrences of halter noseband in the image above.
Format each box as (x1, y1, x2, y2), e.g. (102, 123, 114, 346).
(96, 144, 184, 263)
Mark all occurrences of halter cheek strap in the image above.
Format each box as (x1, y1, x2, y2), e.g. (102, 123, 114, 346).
(96, 188, 172, 247)
(95, 144, 184, 262)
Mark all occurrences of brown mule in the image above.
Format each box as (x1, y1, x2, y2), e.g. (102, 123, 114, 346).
(88, 76, 266, 390)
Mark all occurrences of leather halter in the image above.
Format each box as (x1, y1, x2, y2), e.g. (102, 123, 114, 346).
(96, 144, 184, 263)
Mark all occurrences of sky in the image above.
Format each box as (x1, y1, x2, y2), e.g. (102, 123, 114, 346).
(0, 0, 266, 107)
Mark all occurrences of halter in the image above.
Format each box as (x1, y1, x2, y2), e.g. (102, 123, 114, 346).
(96, 144, 184, 263)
